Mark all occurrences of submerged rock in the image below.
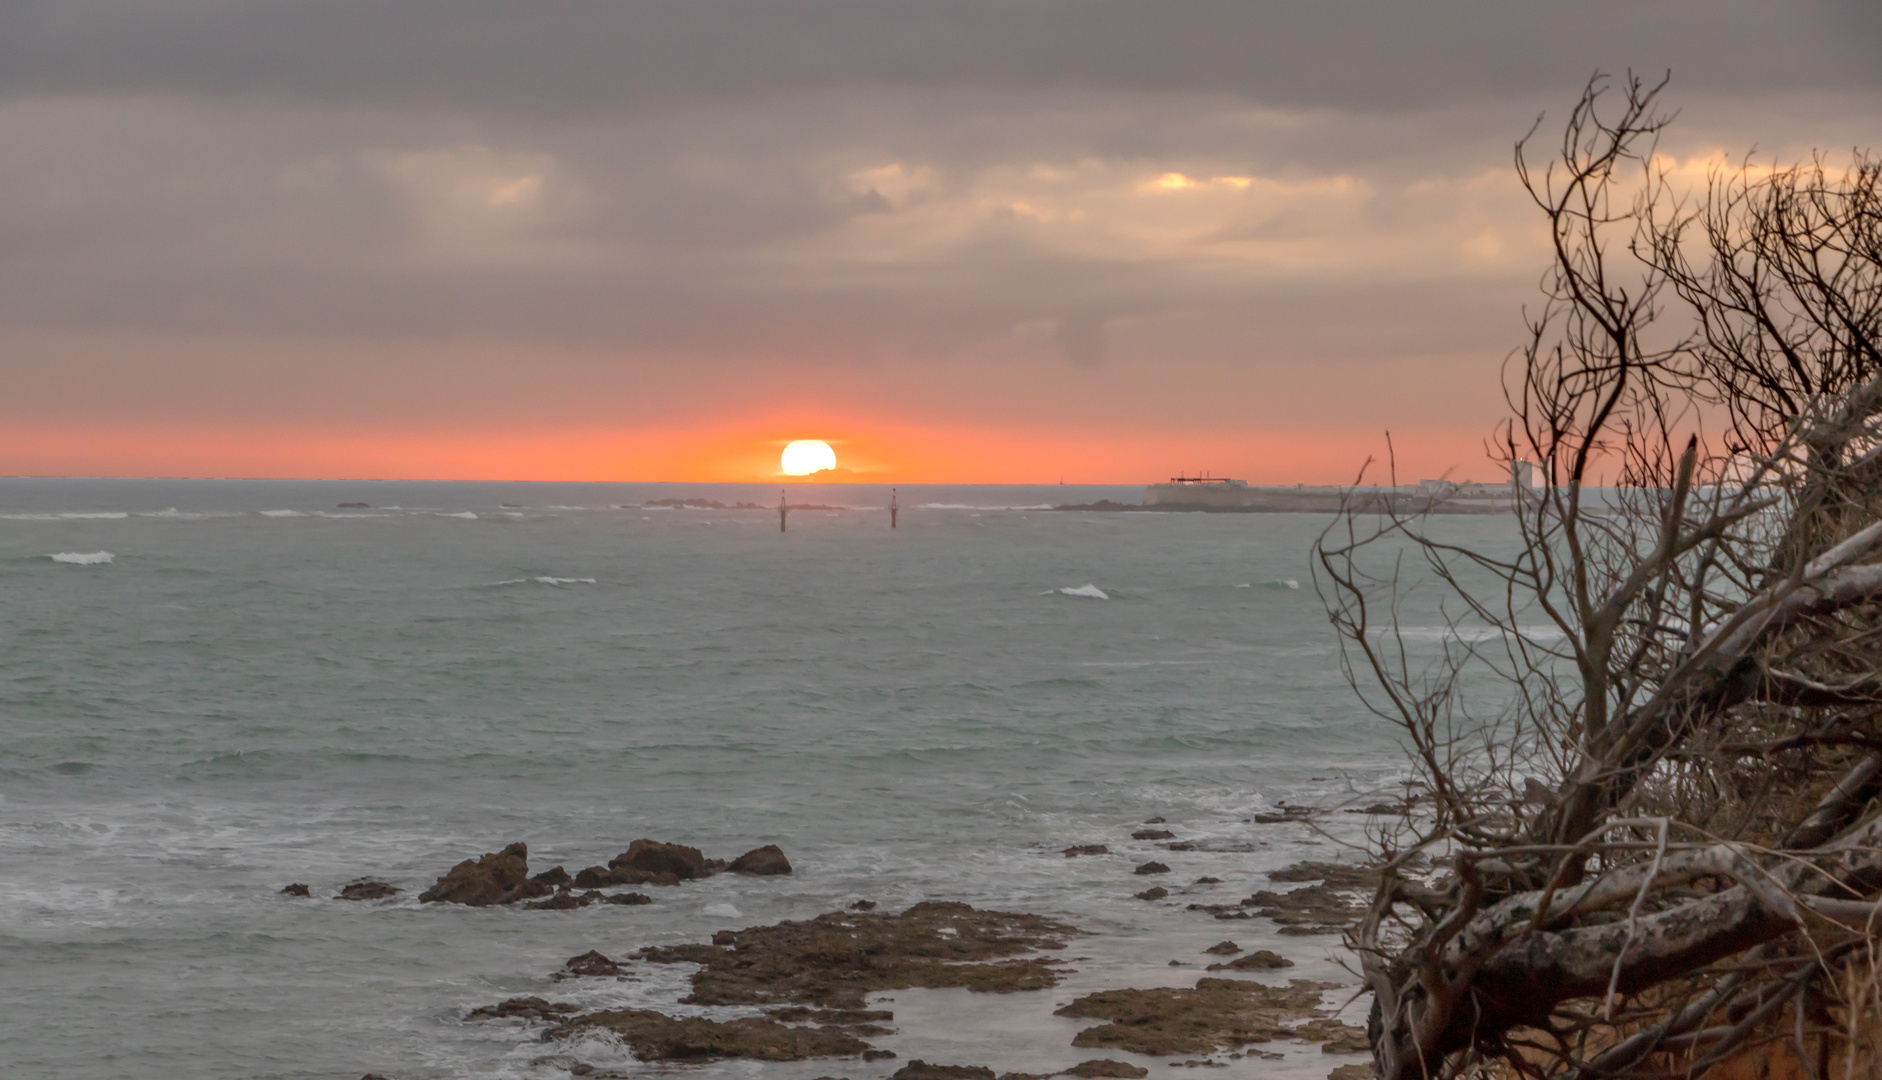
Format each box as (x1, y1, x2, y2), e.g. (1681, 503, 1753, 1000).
(550, 1009, 871, 1061)
(604, 891, 653, 905)
(1132, 830, 1175, 841)
(1062, 845, 1109, 858)
(640, 901, 1081, 1010)
(728, 844, 793, 876)
(1055, 977, 1340, 1056)
(1063, 1061, 1150, 1078)
(564, 950, 622, 976)
(418, 842, 551, 906)
(280, 883, 311, 897)
(335, 880, 400, 901)
(1202, 941, 1240, 955)
(468, 996, 582, 1022)
(525, 888, 603, 910)
(610, 839, 708, 881)
(1134, 887, 1169, 901)
(891, 1061, 995, 1080)
(1206, 950, 1293, 972)
(1134, 862, 1170, 876)
(850, 900, 877, 911)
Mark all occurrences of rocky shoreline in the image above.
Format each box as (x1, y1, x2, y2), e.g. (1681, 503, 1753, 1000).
(316, 819, 1378, 1080)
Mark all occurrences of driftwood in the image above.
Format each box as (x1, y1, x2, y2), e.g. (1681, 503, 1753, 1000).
(1317, 73, 1882, 1080)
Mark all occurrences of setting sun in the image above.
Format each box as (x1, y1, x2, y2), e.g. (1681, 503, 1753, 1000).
(780, 439, 837, 476)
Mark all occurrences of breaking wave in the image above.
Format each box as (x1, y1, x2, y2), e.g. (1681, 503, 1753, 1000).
(48, 552, 114, 565)
(1055, 584, 1109, 600)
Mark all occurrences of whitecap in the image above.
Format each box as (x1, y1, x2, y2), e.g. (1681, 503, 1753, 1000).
(1057, 584, 1109, 600)
(1264, 579, 1301, 590)
(259, 510, 305, 518)
(57, 512, 128, 520)
(437, 511, 478, 520)
(534, 577, 596, 585)
(49, 552, 113, 565)
(702, 902, 742, 918)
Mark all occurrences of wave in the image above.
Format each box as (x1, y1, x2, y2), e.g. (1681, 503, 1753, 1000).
(436, 511, 478, 520)
(919, 503, 1055, 511)
(136, 508, 240, 519)
(493, 576, 597, 586)
(49, 552, 113, 565)
(258, 510, 305, 518)
(1056, 584, 1109, 600)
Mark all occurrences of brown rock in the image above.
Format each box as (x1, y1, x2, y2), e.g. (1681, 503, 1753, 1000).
(1206, 950, 1293, 972)
(1134, 862, 1170, 876)
(766, 1006, 894, 1024)
(573, 865, 618, 888)
(863, 1050, 898, 1062)
(713, 930, 738, 945)
(532, 866, 572, 888)
(335, 880, 400, 901)
(1063, 1061, 1150, 1078)
(1132, 830, 1175, 841)
(551, 1009, 870, 1061)
(1134, 887, 1169, 901)
(604, 891, 653, 905)
(1054, 978, 1339, 1056)
(891, 1062, 995, 1080)
(850, 900, 877, 910)
(280, 883, 311, 897)
(1165, 843, 1196, 852)
(1193, 877, 1221, 885)
(1296, 1019, 1369, 1054)
(418, 843, 552, 906)
(468, 996, 582, 1022)
(1143, 817, 1166, 824)
(641, 901, 1080, 1010)
(565, 950, 622, 976)
(610, 839, 707, 880)
(728, 844, 793, 876)
(1062, 845, 1109, 858)
(1327, 1065, 1373, 1080)
(1203, 941, 1240, 956)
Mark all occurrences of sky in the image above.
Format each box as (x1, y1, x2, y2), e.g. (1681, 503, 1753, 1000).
(3, 1, 1881, 483)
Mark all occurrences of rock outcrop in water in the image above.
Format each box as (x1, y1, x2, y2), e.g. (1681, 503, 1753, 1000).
(640, 901, 1080, 1010)
(418, 842, 552, 906)
(548, 1009, 873, 1061)
(612, 839, 709, 880)
(1055, 978, 1355, 1055)
(280, 883, 311, 897)
(336, 880, 400, 901)
(728, 844, 793, 875)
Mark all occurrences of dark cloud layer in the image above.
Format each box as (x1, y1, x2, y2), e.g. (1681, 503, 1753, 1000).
(2, 1, 1880, 476)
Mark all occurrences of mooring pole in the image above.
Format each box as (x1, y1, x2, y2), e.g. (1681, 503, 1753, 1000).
(779, 490, 787, 533)
(890, 488, 898, 529)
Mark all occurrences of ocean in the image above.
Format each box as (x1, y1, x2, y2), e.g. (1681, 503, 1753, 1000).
(0, 479, 1497, 1080)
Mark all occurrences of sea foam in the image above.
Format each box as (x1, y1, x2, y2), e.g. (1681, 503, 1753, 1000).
(1057, 584, 1109, 600)
(49, 552, 113, 565)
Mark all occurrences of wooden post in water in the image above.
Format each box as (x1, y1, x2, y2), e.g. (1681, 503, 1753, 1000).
(890, 488, 898, 529)
(779, 490, 787, 533)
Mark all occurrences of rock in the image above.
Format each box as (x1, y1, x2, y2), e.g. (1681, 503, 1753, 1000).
(1296, 1019, 1369, 1054)
(1193, 877, 1221, 885)
(1206, 951, 1293, 972)
(1063, 1061, 1150, 1078)
(1132, 830, 1175, 841)
(1062, 845, 1109, 858)
(713, 930, 738, 945)
(1055, 978, 1340, 1056)
(728, 844, 793, 876)
(565, 950, 622, 976)
(1143, 817, 1166, 824)
(1348, 802, 1407, 815)
(549, 1009, 870, 1061)
(532, 866, 572, 888)
(526, 889, 603, 910)
(335, 880, 400, 901)
(863, 1050, 898, 1062)
(418, 842, 551, 906)
(280, 883, 311, 897)
(640, 901, 1081, 1010)
(1327, 1066, 1372, 1080)
(610, 839, 708, 880)
(766, 1006, 894, 1024)
(1203, 941, 1240, 955)
(573, 865, 618, 888)
(1134, 862, 1170, 876)
(891, 1061, 995, 1080)
(361, 1074, 394, 1080)
(1166, 843, 1196, 852)
(468, 996, 582, 1022)
(1134, 887, 1169, 901)
(605, 891, 653, 905)
(850, 900, 877, 910)
(1267, 862, 1377, 887)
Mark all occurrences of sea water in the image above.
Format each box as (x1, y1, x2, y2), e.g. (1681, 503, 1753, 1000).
(0, 479, 1509, 1080)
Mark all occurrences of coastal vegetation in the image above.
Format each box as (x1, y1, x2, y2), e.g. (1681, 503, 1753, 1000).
(1318, 75, 1882, 1078)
